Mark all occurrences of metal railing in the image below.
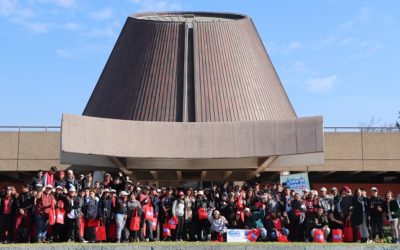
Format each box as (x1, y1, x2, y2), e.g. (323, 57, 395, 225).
(0, 125, 398, 132)
(324, 126, 399, 132)
(0, 126, 61, 132)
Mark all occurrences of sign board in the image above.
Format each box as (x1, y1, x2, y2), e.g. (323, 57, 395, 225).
(280, 172, 310, 194)
(226, 229, 251, 242)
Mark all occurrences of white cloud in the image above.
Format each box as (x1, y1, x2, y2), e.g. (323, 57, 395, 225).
(62, 22, 82, 31)
(292, 61, 312, 74)
(265, 41, 303, 55)
(86, 27, 115, 38)
(340, 6, 372, 29)
(89, 7, 113, 20)
(0, 0, 35, 19)
(54, 0, 75, 9)
(314, 35, 355, 49)
(307, 75, 337, 93)
(56, 48, 84, 59)
(288, 41, 302, 51)
(348, 41, 382, 60)
(137, 0, 182, 12)
(22, 21, 49, 33)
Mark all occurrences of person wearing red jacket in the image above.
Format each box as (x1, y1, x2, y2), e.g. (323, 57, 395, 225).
(34, 184, 55, 243)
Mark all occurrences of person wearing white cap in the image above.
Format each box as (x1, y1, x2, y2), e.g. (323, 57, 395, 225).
(65, 170, 79, 193)
(208, 209, 228, 241)
(84, 190, 99, 243)
(114, 190, 129, 243)
(192, 189, 210, 241)
(98, 188, 112, 235)
(34, 181, 56, 243)
(369, 186, 385, 241)
(65, 185, 87, 243)
(53, 185, 66, 242)
(243, 206, 268, 241)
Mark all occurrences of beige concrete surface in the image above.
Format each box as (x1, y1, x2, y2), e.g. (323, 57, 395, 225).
(1, 118, 399, 174)
(60, 114, 324, 169)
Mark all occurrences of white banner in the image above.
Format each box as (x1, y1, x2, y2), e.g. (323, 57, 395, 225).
(226, 229, 251, 242)
(280, 172, 310, 194)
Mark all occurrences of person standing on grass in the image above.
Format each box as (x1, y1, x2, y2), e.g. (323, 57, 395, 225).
(172, 191, 186, 241)
(35, 184, 55, 243)
(64, 186, 86, 243)
(369, 187, 385, 242)
(183, 188, 195, 241)
(98, 189, 112, 241)
(0, 186, 17, 243)
(385, 191, 400, 243)
(126, 192, 141, 242)
(16, 184, 34, 243)
(83, 190, 99, 243)
(351, 188, 369, 243)
(114, 191, 128, 243)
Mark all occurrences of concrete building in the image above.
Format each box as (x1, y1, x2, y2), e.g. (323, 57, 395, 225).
(0, 128, 399, 186)
(0, 12, 399, 189)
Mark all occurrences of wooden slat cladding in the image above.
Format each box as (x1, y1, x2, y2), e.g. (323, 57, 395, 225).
(83, 18, 185, 122)
(83, 12, 296, 122)
(194, 19, 296, 122)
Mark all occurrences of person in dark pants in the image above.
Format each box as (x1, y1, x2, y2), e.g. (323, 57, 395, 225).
(52, 186, 66, 242)
(83, 190, 99, 243)
(369, 187, 385, 242)
(351, 188, 369, 242)
(64, 186, 86, 243)
(0, 186, 17, 243)
(16, 184, 34, 243)
(98, 189, 112, 240)
(192, 191, 211, 241)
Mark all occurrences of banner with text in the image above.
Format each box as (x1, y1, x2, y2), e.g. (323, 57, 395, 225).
(280, 172, 310, 194)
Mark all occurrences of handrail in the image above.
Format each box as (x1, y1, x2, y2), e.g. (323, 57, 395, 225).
(0, 126, 398, 132)
(0, 126, 61, 132)
(324, 127, 399, 132)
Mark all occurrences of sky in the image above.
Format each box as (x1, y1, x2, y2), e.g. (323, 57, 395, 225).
(0, 0, 399, 127)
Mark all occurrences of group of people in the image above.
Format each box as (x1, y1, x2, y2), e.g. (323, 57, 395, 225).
(0, 167, 399, 244)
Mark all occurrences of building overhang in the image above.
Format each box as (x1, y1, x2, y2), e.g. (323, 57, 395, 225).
(60, 114, 324, 179)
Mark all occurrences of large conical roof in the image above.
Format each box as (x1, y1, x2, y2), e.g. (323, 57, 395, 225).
(83, 12, 296, 122)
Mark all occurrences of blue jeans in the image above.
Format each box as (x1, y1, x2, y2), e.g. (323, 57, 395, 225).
(144, 219, 154, 240)
(115, 213, 127, 241)
(35, 214, 48, 241)
(258, 227, 267, 240)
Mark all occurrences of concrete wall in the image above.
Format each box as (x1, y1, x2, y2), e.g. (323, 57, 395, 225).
(0, 130, 399, 172)
(0, 131, 69, 171)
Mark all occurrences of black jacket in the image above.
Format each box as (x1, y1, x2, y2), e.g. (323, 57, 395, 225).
(16, 191, 33, 214)
(351, 196, 368, 226)
(114, 198, 127, 215)
(64, 196, 82, 217)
